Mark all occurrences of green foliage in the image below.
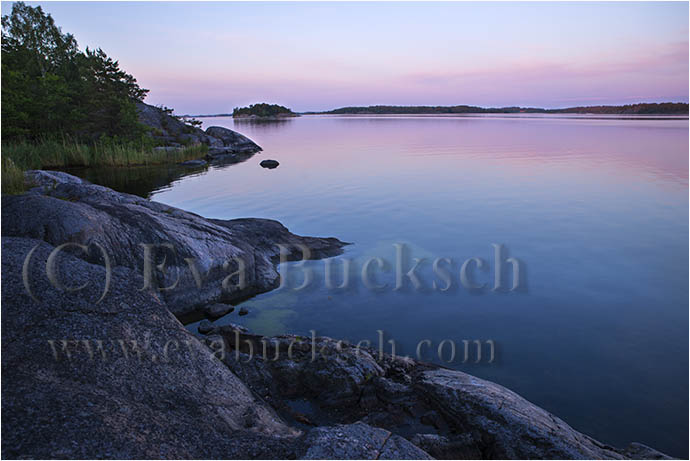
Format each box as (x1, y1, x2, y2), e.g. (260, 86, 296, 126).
(0, 3, 208, 194)
(3, 137, 207, 170)
(233, 103, 295, 117)
(1, 2, 149, 143)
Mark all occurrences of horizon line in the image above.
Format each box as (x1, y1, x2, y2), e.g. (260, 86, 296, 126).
(178, 101, 690, 117)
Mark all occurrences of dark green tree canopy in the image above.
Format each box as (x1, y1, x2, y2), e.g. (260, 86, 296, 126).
(233, 103, 295, 117)
(1, 2, 149, 140)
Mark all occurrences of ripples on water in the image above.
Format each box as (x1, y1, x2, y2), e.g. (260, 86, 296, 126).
(81, 114, 689, 457)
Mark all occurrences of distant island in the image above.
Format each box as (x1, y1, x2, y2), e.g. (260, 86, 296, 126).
(232, 103, 298, 118)
(309, 102, 689, 115)
(186, 102, 688, 118)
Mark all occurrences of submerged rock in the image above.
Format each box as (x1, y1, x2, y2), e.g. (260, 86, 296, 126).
(260, 159, 280, 169)
(238, 307, 249, 316)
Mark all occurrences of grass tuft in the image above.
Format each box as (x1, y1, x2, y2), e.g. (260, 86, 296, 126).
(1, 138, 208, 194)
(3, 139, 207, 169)
(1, 156, 26, 195)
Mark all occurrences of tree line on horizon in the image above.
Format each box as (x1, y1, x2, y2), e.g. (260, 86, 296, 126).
(232, 103, 296, 117)
(316, 102, 689, 115)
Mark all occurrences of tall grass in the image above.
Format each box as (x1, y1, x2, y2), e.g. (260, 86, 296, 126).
(3, 138, 207, 169)
(1, 156, 26, 195)
(1, 138, 207, 194)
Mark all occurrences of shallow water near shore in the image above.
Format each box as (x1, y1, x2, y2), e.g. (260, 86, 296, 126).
(71, 114, 688, 456)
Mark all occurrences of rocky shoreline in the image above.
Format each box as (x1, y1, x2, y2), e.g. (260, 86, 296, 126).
(1, 171, 672, 459)
(136, 102, 264, 166)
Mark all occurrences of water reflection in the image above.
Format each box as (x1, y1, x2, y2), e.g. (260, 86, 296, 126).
(169, 114, 685, 458)
(55, 114, 688, 456)
(230, 116, 296, 132)
(60, 164, 207, 198)
(62, 150, 260, 198)
(207, 150, 260, 169)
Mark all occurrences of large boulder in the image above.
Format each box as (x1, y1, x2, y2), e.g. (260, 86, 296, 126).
(417, 369, 623, 459)
(135, 102, 261, 155)
(1, 237, 298, 458)
(1, 171, 348, 318)
(205, 125, 262, 153)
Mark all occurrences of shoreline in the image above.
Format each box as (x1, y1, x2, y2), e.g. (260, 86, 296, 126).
(0, 169, 672, 459)
(1, 103, 265, 194)
(308, 113, 689, 120)
(186, 112, 689, 121)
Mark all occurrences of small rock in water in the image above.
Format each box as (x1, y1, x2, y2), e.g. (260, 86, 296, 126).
(238, 307, 249, 316)
(198, 319, 215, 334)
(205, 303, 234, 318)
(260, 159, 279, 169)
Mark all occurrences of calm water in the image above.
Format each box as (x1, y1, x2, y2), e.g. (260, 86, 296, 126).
(87, 115, 690, 456)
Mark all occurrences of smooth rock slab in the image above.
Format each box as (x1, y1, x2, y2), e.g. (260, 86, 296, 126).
(418, 368, 625, 459)
(205, 125, 262, 153)
(2, 171, 347, 318)
(1, 237, 297, 459)
(622, 442, 673, 460)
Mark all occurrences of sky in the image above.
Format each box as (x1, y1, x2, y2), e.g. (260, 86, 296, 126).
(2, 1, 688, 114)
